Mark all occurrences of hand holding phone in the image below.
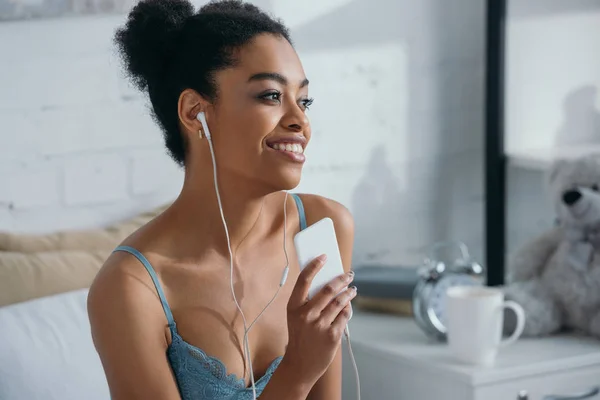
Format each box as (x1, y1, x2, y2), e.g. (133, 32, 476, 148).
(283, 220, 356, 387)
(294, 217, 348, 299)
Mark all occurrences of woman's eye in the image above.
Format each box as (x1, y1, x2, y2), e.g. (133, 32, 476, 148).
(301, 98, 314, 110)
(260, 92, 281, 102)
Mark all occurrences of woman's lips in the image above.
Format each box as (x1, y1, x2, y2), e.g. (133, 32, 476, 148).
(265, 135, 307, 164)
(266, 142, 306, 163)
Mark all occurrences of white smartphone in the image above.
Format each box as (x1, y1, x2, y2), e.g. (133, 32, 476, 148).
(294, 217, 347, 300)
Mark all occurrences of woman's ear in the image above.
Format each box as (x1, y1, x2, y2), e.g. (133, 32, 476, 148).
(178, 89, 209, 139)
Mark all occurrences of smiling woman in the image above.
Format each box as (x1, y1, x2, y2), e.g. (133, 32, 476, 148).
(86, 1, 356, 400)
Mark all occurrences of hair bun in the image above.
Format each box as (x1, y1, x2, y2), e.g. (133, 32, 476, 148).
(115, 0, 194, 90)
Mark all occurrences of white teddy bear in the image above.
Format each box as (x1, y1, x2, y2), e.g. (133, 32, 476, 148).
(503, 154, 600, 338)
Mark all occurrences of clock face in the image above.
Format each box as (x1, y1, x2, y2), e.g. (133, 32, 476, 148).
(428, 274, 480, 329)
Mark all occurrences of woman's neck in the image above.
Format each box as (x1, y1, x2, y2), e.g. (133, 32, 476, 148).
(170, 163, 280, 257)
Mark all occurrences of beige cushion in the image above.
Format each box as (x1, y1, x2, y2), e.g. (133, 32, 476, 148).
(0, 204, 168, 253)
(0, 250, 107, 307)
(0, 203, 169, 307)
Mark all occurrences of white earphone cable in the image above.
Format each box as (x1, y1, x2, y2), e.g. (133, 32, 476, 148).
(243, 192, 289, 398)
(344, 326, 361, 400)
(246, 192, 290, 336)
(205, 136, 254, 396)
(203, 116, 290, 400)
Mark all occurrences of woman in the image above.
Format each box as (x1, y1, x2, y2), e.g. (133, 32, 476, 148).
(87, 1, 357, 399)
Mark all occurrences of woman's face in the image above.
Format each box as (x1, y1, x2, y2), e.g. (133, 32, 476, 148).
(206, 33, 312, 192)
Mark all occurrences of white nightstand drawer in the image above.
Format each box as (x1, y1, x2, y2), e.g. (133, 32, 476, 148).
(343, 311, 600, 400)
(476, 365, 600, 400)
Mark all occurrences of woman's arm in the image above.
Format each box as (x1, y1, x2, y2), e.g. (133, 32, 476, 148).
(256, 356, 314, 400)
(301, 194, 356, 400)
(87, 255, 182, 400)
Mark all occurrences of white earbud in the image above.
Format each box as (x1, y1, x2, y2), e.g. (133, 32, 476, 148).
(196, 111, 212, 140)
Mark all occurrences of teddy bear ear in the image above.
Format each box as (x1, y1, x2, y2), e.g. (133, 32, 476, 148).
(547, 158, 568, 185)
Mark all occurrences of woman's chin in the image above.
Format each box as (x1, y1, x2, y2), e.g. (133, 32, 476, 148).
(267, 172, 302, 192)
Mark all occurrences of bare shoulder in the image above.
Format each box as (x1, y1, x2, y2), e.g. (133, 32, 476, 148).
(87, 249, 171, 352)
(87, 214, 171, 327)
(87, 250, 180, 398)
(88, 249, 166, 332)
(294, 193, 354, 233)
(294, 193, 355, 272)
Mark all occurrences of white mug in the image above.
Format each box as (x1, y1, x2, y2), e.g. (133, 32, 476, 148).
(445, 286, 526, 367)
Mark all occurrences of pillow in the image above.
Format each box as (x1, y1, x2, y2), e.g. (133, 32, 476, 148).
(0, 289, 110, 400)
(0, 204, 168, 253)
(0, 202, 169, 307)
(0, 250, 106, 307)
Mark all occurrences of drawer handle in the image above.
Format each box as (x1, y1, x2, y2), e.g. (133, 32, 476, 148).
(543, 386, 600, 400)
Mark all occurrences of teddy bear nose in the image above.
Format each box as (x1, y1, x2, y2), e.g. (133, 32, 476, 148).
(563, 189, 582, 205)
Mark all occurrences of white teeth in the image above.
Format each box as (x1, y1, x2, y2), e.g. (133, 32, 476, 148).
(271, 142, 304, 154)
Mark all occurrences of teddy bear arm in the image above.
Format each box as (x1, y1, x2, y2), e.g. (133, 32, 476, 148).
(507, 228, 562, 283)
(503, 280, 563, 337)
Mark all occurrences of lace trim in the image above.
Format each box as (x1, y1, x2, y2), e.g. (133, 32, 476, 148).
(171, 332, 283, 389)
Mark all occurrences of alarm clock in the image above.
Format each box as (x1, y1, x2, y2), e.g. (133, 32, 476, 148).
(412, 241, 485, 341)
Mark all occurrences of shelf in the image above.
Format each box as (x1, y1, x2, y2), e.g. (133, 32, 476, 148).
(507, 145, 600, 170)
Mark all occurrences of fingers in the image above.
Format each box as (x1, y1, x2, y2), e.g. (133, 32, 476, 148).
(330, 303, 353, 341)
(309, 271, 354, 313)
(320, 286, 357, 326)
(288, 254, 327, 309)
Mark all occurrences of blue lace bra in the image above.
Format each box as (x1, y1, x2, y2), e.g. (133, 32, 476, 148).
(112, 193, 307, 399)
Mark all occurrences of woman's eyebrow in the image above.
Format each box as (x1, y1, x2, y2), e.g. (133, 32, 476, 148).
(248, 72, 309, 88)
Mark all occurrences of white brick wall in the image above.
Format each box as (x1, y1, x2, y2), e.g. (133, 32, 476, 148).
(0, 159, 61, 209)
(0, 13, 182, 233)
(0, 0, 488, 267)
(63, 153, 130, 206)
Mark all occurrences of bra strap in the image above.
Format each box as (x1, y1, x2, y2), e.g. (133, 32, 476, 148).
(113, 245, 176, 331)
(291, 193, 307, 231)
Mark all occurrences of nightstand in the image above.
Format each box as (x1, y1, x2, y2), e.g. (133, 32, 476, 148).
(341, 311, 600, 400)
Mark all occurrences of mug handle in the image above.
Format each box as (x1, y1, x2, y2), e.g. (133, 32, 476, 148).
(500, 300, 526, 347)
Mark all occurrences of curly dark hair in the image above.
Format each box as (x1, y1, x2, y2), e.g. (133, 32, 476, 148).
(114, 0, 292, 166)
